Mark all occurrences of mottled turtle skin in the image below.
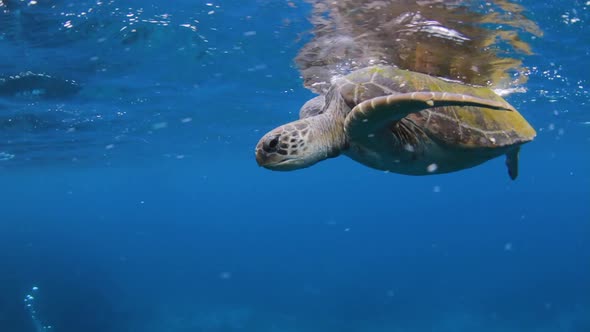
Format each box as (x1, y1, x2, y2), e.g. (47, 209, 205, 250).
(255, 65, 536, 179)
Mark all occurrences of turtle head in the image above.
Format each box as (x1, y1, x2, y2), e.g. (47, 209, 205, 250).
(255, 115, 345, 171)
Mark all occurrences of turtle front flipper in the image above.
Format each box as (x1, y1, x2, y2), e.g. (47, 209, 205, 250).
(344, 92, 515, 141)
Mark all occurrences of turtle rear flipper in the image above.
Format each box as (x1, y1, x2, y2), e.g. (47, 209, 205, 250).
(344, 92, 515, 142)
(506, 147, 520, 180)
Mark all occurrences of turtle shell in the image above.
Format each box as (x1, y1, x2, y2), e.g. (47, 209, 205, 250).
(333, 66, 535, 149)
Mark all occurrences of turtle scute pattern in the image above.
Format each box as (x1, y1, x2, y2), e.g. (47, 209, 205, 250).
(333, 66, 536, 149)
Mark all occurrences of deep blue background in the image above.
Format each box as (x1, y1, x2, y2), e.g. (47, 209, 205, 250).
(0, 1, 588, 332)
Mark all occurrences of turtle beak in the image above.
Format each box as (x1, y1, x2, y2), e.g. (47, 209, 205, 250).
(255, 146, 268, 166)
(255, 131, 287, 169)
(254, 144, 288, 169)
(255, 140, 300, 170)
(254, 140, 278, 168)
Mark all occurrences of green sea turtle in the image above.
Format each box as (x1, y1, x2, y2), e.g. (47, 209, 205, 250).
(255, 65, 535, 179)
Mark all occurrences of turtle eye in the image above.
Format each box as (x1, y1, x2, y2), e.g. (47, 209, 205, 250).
(263, 135, 280, 152)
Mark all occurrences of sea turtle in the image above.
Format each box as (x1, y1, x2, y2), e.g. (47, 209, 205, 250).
(255, 65, 536, 179)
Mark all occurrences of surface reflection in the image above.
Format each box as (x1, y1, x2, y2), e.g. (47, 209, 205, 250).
(297, 0, 542, 93)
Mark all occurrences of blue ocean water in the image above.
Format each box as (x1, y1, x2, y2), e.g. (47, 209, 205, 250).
(0, 1, 588, 332)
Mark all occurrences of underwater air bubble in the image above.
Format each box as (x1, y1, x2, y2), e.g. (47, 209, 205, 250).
(0, 152, 15, 161)
(427, 163, 438, 173)
(152, 122, 168, 130)
(24, 286, 53, 332)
